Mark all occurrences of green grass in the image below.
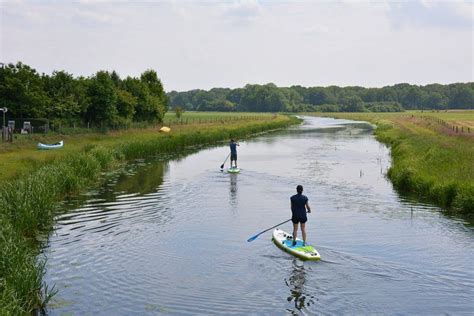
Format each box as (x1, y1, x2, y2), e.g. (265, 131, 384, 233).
(406, 110, 474, 126)
(0, 112, 279, 182)
(163, 111, 275, 123)
(312, 112, 474, 216)
(0, 113, 299, 314)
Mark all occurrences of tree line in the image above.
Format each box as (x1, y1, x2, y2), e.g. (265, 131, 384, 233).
(168, 82, 474, 113)
(0, 62, 168, 128)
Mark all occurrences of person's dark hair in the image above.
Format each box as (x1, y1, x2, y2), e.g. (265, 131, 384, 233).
(231, 139, 235, 142)
(296, 185, 303, 194)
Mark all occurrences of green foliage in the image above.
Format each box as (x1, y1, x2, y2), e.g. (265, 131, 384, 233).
(86, 71, 119, 126)
(174, 106, 184, 119)
(0, 143, 126, 313)
(116, 89, 137, 126)
(0, 62, 168, 129)
(0, 62, 50, 120)
(139, 69, 168, 122)
(0, 215, 47, 314)
(168, 82, 474, 113)
(43, 70, 83, 125)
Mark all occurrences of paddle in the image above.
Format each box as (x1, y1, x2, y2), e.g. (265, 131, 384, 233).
(220, 153, 231, 170)
(247, 219, 292, 242)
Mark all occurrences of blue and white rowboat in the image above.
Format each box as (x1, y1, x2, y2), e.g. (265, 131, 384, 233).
(37, 140, 64, 150)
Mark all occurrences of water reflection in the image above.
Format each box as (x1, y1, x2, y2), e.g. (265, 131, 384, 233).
(229, 174, 238, 207)
(285, 260, 315, 314)
(114, 160, 168, 196)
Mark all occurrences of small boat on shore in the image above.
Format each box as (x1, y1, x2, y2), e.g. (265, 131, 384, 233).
(37, 140, 64, 150)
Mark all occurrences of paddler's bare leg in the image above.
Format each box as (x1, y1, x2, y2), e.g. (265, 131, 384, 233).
(301, 223, 306, 245)
(292, 223, 298, 246)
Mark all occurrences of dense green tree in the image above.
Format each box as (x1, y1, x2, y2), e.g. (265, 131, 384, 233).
(1, 62, 471, 122)
(85, 71, 118, 126)
(0, 62, 50, 119)
(140, 69, 168, 121)
(123, 77, 159, 122)
(43, 70, 83, 124)
(167, 82, 472, 113)
(340, 95, 365, 112)
(448, 84, 474, 109)
(116, 89, 137, 125)
(0, 62, 168, 128)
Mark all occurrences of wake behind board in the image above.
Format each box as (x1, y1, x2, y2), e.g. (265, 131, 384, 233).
(272, 229, 320, 261)
(227, 167, 240, 174)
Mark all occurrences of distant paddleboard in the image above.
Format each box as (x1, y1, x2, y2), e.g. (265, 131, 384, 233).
(272, 229, 320, 261)
(227, 167, 240, 173)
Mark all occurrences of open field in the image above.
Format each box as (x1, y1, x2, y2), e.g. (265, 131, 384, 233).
(311, 111, 474, 216)
(163, 111, 276, 123)
(407, 110, 474, 129)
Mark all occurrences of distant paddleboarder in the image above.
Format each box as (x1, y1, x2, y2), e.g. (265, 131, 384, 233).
(229, 139, 239, 168)
(290, 185, 312, 246)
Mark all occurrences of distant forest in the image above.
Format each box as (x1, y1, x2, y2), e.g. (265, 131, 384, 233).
(1, 62, 473, 130)
(168, 82, 474, 113)
(0, 62, 168, 128)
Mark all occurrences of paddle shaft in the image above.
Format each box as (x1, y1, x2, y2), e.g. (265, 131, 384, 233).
(220, 153, 231, 169)
(247, 219, 292, 242)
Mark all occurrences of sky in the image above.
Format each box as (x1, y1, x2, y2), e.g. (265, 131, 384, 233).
(1, 0, 473, 92)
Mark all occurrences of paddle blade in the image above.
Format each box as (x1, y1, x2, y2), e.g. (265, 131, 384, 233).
(247, 234, 259, 242)
(220, 163, 224, 169)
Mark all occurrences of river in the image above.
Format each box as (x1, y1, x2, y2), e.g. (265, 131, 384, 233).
(43, 116, 474, 315)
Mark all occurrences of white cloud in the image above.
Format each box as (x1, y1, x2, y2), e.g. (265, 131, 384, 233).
(221, 0, 262, 17)
(387, 0, 473, 29)
(1, 0, 472, 90)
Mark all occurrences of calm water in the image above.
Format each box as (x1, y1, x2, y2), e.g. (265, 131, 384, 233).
(43, 117, 474, 315)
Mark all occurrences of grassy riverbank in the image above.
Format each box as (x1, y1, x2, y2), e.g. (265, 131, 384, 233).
(0, 113, 298, 314)
(0, 112, 278, 182)
(313, 111, 474, 216)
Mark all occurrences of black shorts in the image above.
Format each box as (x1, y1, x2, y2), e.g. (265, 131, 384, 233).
(231, 153, 237, 161)
(292, 217, 307, 224)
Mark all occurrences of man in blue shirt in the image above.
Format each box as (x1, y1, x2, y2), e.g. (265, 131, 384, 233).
(229, 139, 239, 168)
(290, 185, 312, 246)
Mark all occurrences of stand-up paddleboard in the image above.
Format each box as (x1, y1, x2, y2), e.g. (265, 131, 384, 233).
(272, 229, 320, 261)
(227, 167, 240, 174)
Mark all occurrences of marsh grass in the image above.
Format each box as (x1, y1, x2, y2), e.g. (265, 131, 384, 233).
(314, 112, 474, 216)
(0, 114, 297, 314)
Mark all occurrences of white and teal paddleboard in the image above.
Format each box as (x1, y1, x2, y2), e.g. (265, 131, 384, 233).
(272, 229, 320, 261)
(227, 167, 240, 174)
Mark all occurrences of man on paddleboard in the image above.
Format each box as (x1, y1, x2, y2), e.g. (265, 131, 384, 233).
(290, 185, 311, 246)
(230, 139, 239, 168)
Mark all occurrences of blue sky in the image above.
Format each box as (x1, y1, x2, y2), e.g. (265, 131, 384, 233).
(1, 0, 472, 91)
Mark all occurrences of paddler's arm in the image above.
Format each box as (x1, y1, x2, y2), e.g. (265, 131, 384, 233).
(306, 201, 311, 213)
